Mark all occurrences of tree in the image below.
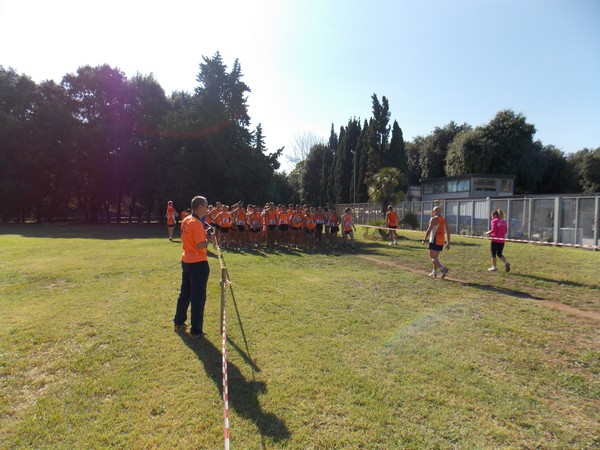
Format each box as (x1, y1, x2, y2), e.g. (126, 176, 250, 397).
(420, 121, 469, 180)
(333, 118, 361, 203)
(301, 144, 327, 204)
(287, 131, 324, 167)
(324, 124, 338, 206)
(367, 167, 406, 215)
(388, 120, 407, 175)
(445, 129, 493, 176)
(570, 147, 600, 193)
(481, 110, 540, 193)
(534, 144, 579, 194)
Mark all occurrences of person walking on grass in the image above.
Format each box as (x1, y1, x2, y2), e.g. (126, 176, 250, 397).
(165, 200, 179, 241)
(173, 195, 215, 338)
(484, 209, 511, 273)
(422, 205, 450, 278)
(386, 205, 399, 246)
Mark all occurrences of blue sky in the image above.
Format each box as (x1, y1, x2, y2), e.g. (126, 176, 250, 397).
(1, 0, 599, 171)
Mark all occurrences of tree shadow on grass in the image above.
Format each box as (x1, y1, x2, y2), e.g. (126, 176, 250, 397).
(177, 332, 290, 444)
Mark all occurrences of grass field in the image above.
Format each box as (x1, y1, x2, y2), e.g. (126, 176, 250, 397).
(1, 224, 598, 449)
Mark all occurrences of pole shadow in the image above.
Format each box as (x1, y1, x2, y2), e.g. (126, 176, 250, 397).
(177, 333, 290, 444)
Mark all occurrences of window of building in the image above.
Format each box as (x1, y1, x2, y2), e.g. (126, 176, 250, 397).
(423, 184, 433, 194)
(500, 179, 513, 193)
(474, 178, 497, 191)
(457, 179, 470, 192)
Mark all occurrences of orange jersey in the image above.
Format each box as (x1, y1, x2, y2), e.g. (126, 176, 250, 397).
(304, 214, 316, 230)
(234, 209, 246, 226)
(218, 212, 232, 228)
(166, 206, 178, 225)
(428, 215, 446, 246)
(315, 211, 325, 224)
(249, 211, 261, 229)
(342, 214, 354, 232)
(265, 209, 278, 226)
(278, 212, 290, 225)
(291, 211, 304, 227)
(180, 215, 208, 263)
(386, 211, 398, 227)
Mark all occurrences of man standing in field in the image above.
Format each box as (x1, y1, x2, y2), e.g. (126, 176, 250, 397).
(174, 195, 214, 337)
(422, 205, 450, 278)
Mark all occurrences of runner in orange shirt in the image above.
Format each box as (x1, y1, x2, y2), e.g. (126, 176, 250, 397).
(290, 205, 304, 249)
(277, 205, 290, 247)
(422, 205, 451, 278)
(314, 206, 326, 248)
(386, 205, 399, 246)
(215, 205, 233, 248)
(341, 207, 357, 251)
(165, 200, 179, 241)
(328, 208, 340, 249)
(304, 207, 317, 250)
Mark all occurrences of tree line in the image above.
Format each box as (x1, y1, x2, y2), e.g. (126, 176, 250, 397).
(1, 52, 598, 223)
(0, 53, 287, 223)
(295, 96, 600, 207)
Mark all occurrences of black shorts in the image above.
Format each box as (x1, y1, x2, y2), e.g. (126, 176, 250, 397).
(344, 230, 353, 235)
(387, 225, 397, 230)
(305, 229, 314, 234)
(278, 224, 289, 231)
(428, 242, 444, 252)
(220, 227, 230, 234)
(168, 224, 175, 228)
(491, 242, 505, 258)
(330, 226, 339, 234)
(250, 228, 261, 233)
(291, 227, 302, 232)
(267, 225, 277, 231)
(237, 225, 245, 232)
(316, 224, 324, 231)
(212, 224, 221, 232)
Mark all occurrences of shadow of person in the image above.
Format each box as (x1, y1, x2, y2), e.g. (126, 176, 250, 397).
(177, 332, 290, 444)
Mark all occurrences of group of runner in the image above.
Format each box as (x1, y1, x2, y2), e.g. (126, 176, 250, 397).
(167, 201, 357, 251)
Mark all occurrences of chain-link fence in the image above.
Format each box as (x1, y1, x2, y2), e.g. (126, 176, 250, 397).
(336, 194, 600, 247)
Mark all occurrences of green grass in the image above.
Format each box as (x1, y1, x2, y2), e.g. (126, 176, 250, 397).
(1, 224, 598, 449)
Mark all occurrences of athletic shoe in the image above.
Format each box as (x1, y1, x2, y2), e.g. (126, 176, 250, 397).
(190, 331, 206, 339)
(488, 267, 498, 272)
(440, 267, 449, 279)
(174, 323, 187, 332)
(428, 271, 438, 278)
(505, 263, 511, 273)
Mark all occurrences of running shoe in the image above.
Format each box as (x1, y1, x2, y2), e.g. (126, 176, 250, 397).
(440, 267, 449, 278)
(505, 263, 511, 273)
(488, 267, 498, 272)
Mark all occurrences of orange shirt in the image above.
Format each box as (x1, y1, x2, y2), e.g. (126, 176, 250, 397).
(265, 209, 278, 226)
(291, 211, 303, 227)
(304, 214, 316, 230)
(278, 212, 290, 225)
(342, 214, 354, 232)
(180, 215, 208, 263)
(386, 211, 398, 227)
(166, 206, 178, 225)
(219, 212, 232, 228)
(315, 211, 325, 224)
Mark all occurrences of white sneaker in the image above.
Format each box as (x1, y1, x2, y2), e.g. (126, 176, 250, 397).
(389, 242, 393, 246)
(488, 267, 498, 272)
(429, 271, 438, 278)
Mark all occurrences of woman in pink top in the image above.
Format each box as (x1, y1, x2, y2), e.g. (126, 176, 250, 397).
(484, 209, 511, 272)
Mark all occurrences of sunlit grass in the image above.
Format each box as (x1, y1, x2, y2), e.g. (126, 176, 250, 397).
(0, 224, 598, 448)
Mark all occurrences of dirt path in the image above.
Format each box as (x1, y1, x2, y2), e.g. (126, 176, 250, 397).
(358, 255, 600, 323)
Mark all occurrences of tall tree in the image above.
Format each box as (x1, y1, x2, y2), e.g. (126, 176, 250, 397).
(334, 119, 361, 203)
(420, 121, 469, 180)
(324, 124, 338, 205)
(301, 144, 328, 204)
(445, 129, 493, 176)
(481, 110, 539, 193)
(388, 120, 407, 185)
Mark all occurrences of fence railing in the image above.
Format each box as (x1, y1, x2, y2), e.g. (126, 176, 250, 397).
(336, 194, 600, 248)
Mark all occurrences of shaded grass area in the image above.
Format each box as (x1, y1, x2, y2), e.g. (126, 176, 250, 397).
(0, 224, 598, 448)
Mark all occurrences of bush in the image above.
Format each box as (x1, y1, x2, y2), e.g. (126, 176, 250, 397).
(401, 211, 419, 230)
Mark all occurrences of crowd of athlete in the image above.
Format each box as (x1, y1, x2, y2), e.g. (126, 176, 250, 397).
(194, 202, 358, 251)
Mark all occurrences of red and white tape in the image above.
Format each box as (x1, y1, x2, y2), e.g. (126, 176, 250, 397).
(221, 301, 230, 450)
(362, 224, 600, 250)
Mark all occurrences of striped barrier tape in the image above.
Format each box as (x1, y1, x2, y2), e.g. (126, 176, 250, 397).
(362, 224, 600, 250)
(214, 237, 231, 450)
